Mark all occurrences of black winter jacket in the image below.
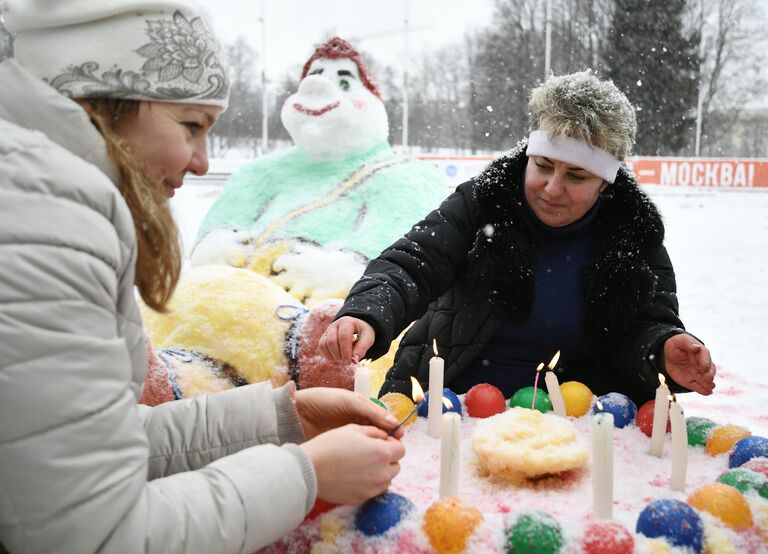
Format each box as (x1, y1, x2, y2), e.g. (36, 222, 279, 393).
(336, 143, 690, 405)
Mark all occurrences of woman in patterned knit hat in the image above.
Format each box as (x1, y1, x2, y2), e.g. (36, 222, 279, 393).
(0, 2, 404, 552)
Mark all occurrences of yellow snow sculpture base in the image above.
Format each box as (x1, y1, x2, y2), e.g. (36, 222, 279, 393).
(142, 265, 297, 387)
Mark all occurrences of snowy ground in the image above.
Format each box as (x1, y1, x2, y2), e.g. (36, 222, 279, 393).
(172, 172, 768, 437)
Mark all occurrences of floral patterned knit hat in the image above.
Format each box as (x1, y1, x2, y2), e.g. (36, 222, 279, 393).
(2, 0, 229, 109)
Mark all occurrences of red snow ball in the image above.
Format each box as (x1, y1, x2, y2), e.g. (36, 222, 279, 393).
(465, 383, 507, 418)
(636, 399, 671, 438)
(582, 521, 634, 554)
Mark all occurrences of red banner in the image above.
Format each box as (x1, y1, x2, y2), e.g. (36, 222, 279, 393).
(626, 158, 768, 188)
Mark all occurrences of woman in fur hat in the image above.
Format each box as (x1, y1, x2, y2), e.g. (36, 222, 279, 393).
(0, 2, 404, 552)
(320, 71, 716, 406)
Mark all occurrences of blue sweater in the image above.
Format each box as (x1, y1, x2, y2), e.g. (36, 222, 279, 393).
(451, 197, 601, 396)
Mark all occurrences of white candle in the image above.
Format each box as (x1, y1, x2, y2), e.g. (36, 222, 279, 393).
(427, 339, 444, 438)
(545, 372, 566, 417)
(669, 396, 688, 492)
(648, 373, 670, 457)
(354, 363, 371, 398)
(439, 410, 460, 498)
(592, 408, 614, 519)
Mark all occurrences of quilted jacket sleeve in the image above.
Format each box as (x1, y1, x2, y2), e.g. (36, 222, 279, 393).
(0, 129, 315, 553)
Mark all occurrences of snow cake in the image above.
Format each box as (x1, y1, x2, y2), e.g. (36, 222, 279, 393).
(263, 385, 768, 554)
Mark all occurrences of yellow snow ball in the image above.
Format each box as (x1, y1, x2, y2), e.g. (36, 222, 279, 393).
(646, 538, 672, 553)
(473, 406, 589, 484)
(319, 513, 345, 543)
(702, 517, 739, 554)
(142, 265, 296, 386)
(745, 494, 768, 544)
(380, 393, 417, 428)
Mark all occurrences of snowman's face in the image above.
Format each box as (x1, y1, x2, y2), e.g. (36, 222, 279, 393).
(282, 57, 389, 160)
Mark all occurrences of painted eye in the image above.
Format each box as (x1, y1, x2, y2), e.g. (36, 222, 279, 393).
(339, 79, 350, 91)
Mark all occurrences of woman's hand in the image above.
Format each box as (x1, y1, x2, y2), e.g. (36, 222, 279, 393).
(300, 424, 405, 505)
(295, 386, 403, 439)
(663, 334, 716, 395)
(318, 316, 375, 363)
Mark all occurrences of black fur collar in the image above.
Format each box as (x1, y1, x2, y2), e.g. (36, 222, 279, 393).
(470, 142, 666, 342)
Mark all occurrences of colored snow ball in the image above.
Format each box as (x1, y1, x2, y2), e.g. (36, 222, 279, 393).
(701, 523, 739, 554)
(646, 538, 673, 553)
(319, 513, 345, 543)
(729, 435, 768, 468)
(306, 497, 339, 521)
(582, 521, 634, 554)
(635, 498, 704, 553)
(422, 497, 484, 554)
(465, 383, 507, 418)
(717, 468, 768, 500)
(592, 393, 636, 429)
(746, 494, 768, 544)
(370, 397, 387, 409)
(559, 381, 593, 417)
(636, 399, 670, 438)
(416, 389, 462, 417)
(508, 386, 553, 413)
(379, 393, 417, 429)
(354, 491, 415, 536)
(686, 416, 717, 447)
(705, 424, 751, 457)
(504, 511, 564, 554)
(743, 457, 768, 479)
(687, 483, 753, 530)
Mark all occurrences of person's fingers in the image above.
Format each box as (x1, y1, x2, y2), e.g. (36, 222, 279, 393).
(317, 333, 330, 359)
(384, 435, 406, 461)
(323, 323, 342, 361)
(338, 320, 356, 362)
(352, 325, 375, 363)
(366, 401, 399, 430)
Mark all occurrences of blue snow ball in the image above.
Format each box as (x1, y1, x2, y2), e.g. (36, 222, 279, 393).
(729, 435, 768, 468)
(636, 498, 703, 553)
(354, 491, 415, 536)
(592, 392, 637, 428)
(417, 388, 462, 417)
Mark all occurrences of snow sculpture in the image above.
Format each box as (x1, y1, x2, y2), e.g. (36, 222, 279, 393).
(192, 36, 446, 306)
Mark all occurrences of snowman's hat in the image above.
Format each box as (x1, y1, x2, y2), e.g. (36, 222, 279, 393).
(301, 36, 382, 99)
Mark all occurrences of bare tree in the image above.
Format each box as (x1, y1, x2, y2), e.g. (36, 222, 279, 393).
(694, 0, 768, 154)
(0, 18, 13, 62)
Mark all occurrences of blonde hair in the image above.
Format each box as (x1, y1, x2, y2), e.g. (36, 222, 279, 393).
(83, 99, 181, 313)
(529, 71, 637, 160)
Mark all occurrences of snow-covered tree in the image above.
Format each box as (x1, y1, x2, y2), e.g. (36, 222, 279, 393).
(605, 0, 700, 155)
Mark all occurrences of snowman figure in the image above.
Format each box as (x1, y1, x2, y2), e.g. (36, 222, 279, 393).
(192, 36, 445, 305)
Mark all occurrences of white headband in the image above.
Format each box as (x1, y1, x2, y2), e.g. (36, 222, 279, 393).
(4, 1, 229, 109)
(526, 130, 621, 183)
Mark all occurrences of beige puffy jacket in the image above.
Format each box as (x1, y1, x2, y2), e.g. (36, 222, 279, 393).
(0, 60, 316, 554)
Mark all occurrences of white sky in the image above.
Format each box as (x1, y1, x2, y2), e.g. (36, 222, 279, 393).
(200, 0, 495, 81)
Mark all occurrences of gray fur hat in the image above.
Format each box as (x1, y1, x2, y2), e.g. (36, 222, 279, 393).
(529, 70, 636, 161)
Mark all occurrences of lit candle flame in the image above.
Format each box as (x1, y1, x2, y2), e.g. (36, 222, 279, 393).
(536, 362, 544, 372)
(547, 350, 561, 370)
(442, 396, 453, 410)
(658, 373, 666, 386)
(596, 400, 604, 411)
(410, 376, 425, 403)
(432, 339, 439, 357)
